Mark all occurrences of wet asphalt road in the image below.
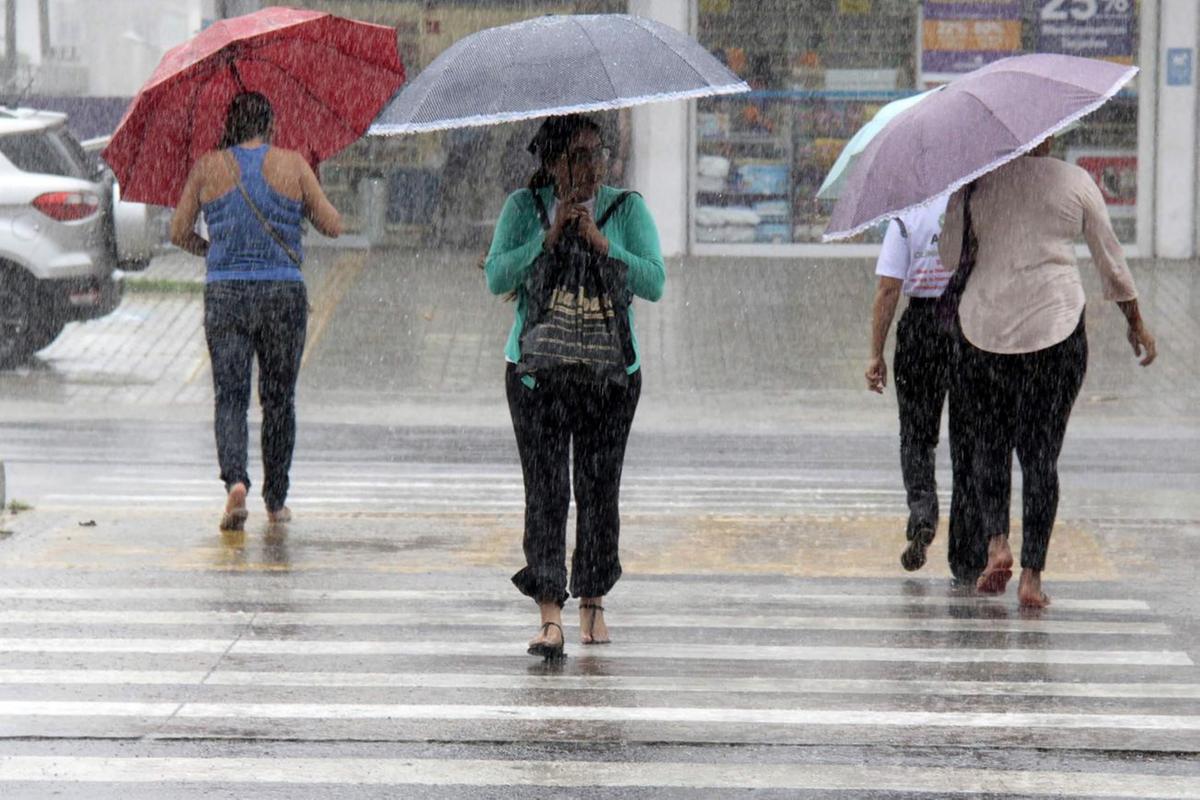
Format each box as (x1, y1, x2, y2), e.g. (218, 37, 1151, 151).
(0, 249, 1196, 796)
(0, 416, 1197, 798)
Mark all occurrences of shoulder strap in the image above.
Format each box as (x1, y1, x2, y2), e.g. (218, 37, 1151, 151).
(596, 190, 638, 229)
(223, 150, 302, 267)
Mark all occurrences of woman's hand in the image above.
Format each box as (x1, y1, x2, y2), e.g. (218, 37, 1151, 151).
(544, 199, 576, 252)
(1117, 299, 1156, 366)
(570, 205, 609, 256)
(865, 355, 888, 393)
(1127, 321, 1157, 366)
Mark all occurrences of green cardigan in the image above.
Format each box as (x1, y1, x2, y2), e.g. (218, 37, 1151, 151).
(484, 184, 666, 377)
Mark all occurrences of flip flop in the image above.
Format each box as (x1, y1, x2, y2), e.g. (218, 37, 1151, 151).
(1019, 591, 1052, 609)
(220, 484, 248, 531)
(975, 567, 1013, 595)
(219, 506, 248, 531)
(527, 621, 565, 660)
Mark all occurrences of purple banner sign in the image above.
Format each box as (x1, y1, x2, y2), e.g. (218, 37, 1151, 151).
(924, 0, 1022, 21)
(1037, 0, 1135, 62)
(922, 0, 1024, 80)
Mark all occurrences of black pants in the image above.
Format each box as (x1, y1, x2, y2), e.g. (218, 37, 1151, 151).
(893, 299, 985, 580)
(958, 315, 1087, 571)
(204, 281, 307, 513)
(506, 364, 641, 607)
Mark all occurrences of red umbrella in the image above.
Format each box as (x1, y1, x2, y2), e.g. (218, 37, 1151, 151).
(103, 6, 405, 207)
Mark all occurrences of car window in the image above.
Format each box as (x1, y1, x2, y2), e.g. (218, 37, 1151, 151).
(0, 131, 86, 178)
(52, 129, 92, 177)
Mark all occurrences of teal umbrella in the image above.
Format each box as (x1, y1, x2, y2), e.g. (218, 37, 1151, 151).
(816, 87, 943, 201)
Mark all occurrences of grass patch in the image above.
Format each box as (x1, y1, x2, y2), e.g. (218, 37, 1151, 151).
(125, 279, 205, 295)
(7, 500, 33, 514)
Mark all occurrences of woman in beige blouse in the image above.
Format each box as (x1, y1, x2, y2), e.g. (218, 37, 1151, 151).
(939, 136, 1156, 609)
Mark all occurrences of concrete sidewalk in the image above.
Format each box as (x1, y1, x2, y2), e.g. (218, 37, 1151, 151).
(0, 247, 1196, 437)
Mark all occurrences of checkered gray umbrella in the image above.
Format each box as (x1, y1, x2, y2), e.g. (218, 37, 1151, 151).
(370, 14, 748, 135)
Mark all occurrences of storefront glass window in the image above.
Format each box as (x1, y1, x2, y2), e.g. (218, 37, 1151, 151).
(693, 0, 1142, 247)
(290, 0, 624, 248)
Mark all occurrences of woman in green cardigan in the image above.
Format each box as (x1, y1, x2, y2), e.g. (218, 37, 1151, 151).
(484, 115, 666, 659)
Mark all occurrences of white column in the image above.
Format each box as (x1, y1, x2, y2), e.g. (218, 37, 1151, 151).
(627, 0, 691, 257)
(1154, 0, 1198, 258)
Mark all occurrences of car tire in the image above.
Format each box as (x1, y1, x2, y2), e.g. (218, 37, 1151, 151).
(118, 258, 152, 273)
(27, 316, 65, 353)
(0, 267, 42, 369)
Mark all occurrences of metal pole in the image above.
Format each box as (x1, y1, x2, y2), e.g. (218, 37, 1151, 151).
(5, 0, 17, 81)
(37, 0, 49, 59)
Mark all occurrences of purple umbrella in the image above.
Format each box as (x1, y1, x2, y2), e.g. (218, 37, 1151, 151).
(823, 53, 1138, 241)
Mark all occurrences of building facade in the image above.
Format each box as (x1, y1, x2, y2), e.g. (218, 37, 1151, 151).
(4, 0, 1196, 258)
(634, 0, 1198, 259)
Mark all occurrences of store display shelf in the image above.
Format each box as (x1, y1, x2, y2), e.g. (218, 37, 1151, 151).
(696, 190, 788, 199)
(699, 134, 785, 146)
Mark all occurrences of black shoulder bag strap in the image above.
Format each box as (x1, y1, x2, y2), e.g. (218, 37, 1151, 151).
(935, 182, 977, 334)
(596, 191, 638, 229)
(224, 150, 303, 267)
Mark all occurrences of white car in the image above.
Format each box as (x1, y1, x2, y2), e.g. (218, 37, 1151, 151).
(0, 107, 163, 367)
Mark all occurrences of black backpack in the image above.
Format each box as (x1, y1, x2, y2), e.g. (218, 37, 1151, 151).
(517, 191, 638, 386)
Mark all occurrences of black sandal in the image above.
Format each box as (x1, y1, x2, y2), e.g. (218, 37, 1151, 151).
(527, 621, 565, 660)
(580, 602, 609, 645)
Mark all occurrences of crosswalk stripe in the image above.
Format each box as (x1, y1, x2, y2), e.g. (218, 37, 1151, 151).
(2, 670, 1198, 699)
(0, 588, 1153, 611)
(38, 493, 902, 511)
(93, 475, 915, 495)
(2, 701, 1199, 732)
(0, 638, 1189, 665)
(89, 472, 911, 486)
(0, 757, 1195, 795)
(0, 610, 1168, 635)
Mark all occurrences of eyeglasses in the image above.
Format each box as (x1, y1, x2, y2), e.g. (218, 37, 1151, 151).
(566, 146, 611, 168)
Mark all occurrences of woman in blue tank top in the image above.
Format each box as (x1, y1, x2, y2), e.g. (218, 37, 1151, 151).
(170, 92, 343, 531)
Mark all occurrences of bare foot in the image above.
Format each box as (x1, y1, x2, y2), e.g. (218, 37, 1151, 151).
(220, 483, 248, 531)
(975, 535, 1014, 594)
(579, 598, 610, 644)
(1018, 569, 1051, 609)
(267, 506, 292, 524)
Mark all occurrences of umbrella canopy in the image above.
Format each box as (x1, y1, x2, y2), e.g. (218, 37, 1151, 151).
(815, 87, 942, 201)
(823, 53, 1138, 241)
(370, 14, 748, 136)
(103, 6, 405, 207)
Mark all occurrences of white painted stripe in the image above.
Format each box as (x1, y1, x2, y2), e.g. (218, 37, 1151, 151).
(38, 493, 900, 511)
(3, 669, 1199, 699)
(2, 701, 1199, 733)
(93, 475, 914, 496)
(0, 609, 1168, 636)
(0, 757, 1196, 796)
(0, 587, 1152, 611)
(0, 638, 1189, 665)
(92, 472, 908, 486)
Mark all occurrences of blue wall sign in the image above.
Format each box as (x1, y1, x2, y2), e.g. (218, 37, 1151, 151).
(1166, 48, 1193, 87)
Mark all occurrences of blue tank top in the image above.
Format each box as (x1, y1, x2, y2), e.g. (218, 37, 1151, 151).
(203, 145, 304, 282)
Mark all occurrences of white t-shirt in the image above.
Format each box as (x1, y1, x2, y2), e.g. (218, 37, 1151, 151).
(874, 194, 951, 298)
(546, 196, 596, 225)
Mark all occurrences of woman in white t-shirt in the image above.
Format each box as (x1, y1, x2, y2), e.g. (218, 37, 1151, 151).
(867, 195, 983, 583)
